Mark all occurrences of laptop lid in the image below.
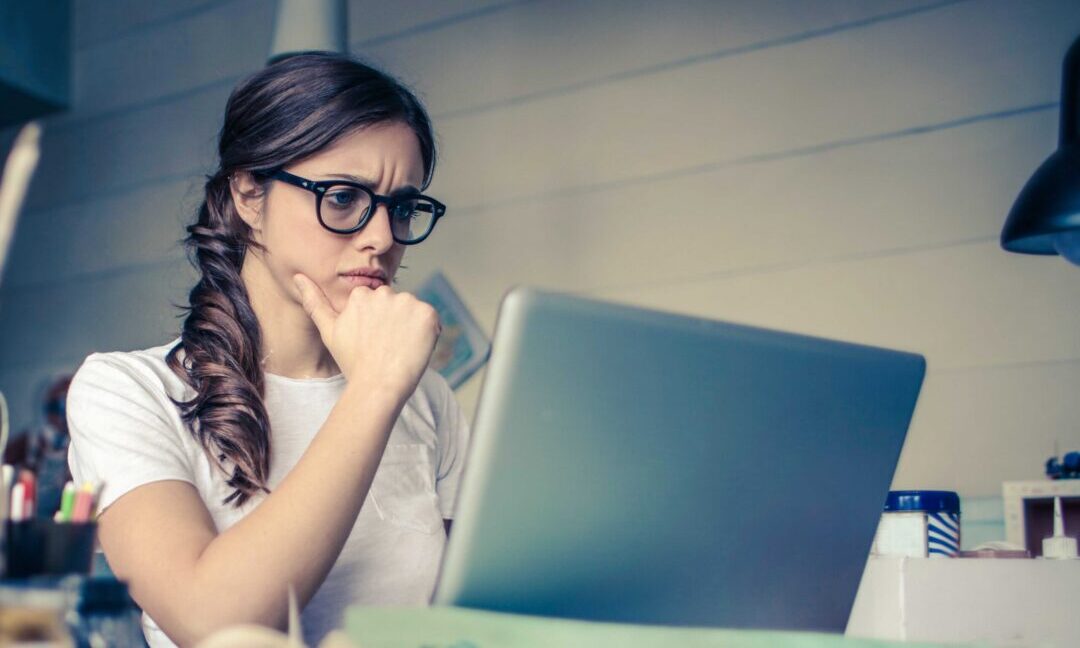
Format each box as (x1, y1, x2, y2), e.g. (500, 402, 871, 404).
(434, 287, 925, 632)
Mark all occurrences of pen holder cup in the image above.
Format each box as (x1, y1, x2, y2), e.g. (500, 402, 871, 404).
(2, 519, 97, 579)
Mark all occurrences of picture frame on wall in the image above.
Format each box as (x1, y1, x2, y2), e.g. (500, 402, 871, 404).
(414, 271, 491, 390)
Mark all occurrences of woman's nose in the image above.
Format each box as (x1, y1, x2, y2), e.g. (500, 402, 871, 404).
(351, 203, 395, 253)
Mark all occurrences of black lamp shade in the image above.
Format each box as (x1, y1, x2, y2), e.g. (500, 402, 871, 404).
(1001, 35, 1080, 255)
(1001, 147, 1080, 254)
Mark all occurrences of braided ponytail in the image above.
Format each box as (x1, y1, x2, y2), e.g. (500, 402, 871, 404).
(166, 173, 271, 506)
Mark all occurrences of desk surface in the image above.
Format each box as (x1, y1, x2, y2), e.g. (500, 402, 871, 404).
(346, 605, 958, 648)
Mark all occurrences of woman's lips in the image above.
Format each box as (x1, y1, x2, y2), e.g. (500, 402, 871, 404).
(340, 274, 386, 289)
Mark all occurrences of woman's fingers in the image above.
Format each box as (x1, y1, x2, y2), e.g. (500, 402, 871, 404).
(291, 274, 438, 390)
(293, 273, 337, 343)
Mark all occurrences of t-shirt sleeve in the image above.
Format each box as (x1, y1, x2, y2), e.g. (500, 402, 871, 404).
(432, 375, 472, 520)
(66, 355, 195, 514)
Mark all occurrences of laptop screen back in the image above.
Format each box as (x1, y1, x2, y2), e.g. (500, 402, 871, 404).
(434, 288, 925, 632)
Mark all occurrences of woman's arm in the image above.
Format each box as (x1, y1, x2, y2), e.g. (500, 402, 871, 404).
(97, 281, 437, 646)
(97, 379, 404, 646)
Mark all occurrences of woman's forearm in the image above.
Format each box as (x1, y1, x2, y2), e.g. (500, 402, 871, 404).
(178, 381, 405, 641)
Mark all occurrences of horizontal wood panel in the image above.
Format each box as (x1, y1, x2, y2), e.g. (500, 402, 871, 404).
(0, 259, 195, 368)
(9, 103, 1052, 290)
(349, 0, 522, 46)
(10, 184, 1079, 377)
(5, 178, 198, 289)
(361, 0, 927, 117)
(426, 0, 1080, 212)
(67, 0, 521, 125)
(74, 0, 224, 48)
(398, 108, 1056, 315)
(893, 360, 1080, 495)
(72, 0, 274, 120)
(23, 83, 227, 213)
(581, 240, 1080, 372)
(28, 1, 1079, 216)
(429, 2, 1080, 213)
(419, 239, 1080, 392)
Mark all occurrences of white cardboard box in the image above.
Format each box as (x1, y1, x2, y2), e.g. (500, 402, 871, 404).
(846, 555, 1080, 646)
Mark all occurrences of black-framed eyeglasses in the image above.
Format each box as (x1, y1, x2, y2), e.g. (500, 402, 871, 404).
(257, 168, 447, 245)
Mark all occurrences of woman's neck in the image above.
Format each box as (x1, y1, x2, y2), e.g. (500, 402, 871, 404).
(241, 255, 341, 379)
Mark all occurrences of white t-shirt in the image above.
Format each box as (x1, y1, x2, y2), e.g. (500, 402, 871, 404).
(66, 337, 470, 647)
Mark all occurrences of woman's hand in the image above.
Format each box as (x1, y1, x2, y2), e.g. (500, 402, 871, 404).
(292, 273, 440, 398)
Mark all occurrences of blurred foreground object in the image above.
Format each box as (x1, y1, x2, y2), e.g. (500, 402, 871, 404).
(4, 374, 74, 517)
(195, 585, 359, 647)
(0, 121, 40, 286)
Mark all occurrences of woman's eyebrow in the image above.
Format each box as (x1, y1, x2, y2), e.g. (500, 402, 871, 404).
(323, 172, 420, 196)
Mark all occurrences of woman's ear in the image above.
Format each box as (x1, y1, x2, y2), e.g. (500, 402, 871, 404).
(230, 171, 267, 230)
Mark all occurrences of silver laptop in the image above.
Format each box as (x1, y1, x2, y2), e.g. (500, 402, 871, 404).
(433, 287, 925, 632)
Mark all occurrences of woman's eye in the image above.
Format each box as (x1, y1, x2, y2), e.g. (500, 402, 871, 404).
(327, 189, 357, 207)
(393, 201, 420, 220)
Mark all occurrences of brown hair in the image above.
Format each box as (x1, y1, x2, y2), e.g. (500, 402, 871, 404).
(166, 52, 437, 506)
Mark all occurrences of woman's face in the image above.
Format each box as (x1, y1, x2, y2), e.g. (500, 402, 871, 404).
(242, 121, 426, 314)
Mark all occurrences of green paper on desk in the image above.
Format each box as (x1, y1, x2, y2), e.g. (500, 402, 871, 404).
(345, 606, 969, 648)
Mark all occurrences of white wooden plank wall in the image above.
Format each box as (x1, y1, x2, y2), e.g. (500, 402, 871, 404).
(1, 0, 1078, 498)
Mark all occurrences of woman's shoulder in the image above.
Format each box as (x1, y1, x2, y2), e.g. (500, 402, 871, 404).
(411, 368, 457, 413)
(396, 369, 457, 435)
(416, 367, 454, 399)
(72, 336, 194, 403)
(66, 337, 203, 513)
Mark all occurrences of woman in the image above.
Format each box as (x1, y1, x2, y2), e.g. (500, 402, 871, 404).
(66, 52, 469, 647)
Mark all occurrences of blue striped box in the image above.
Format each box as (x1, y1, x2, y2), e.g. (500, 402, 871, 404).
(872, 491, 961, 558)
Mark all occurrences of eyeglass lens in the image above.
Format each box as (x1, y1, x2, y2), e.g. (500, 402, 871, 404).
(320, 184, 436, 242)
